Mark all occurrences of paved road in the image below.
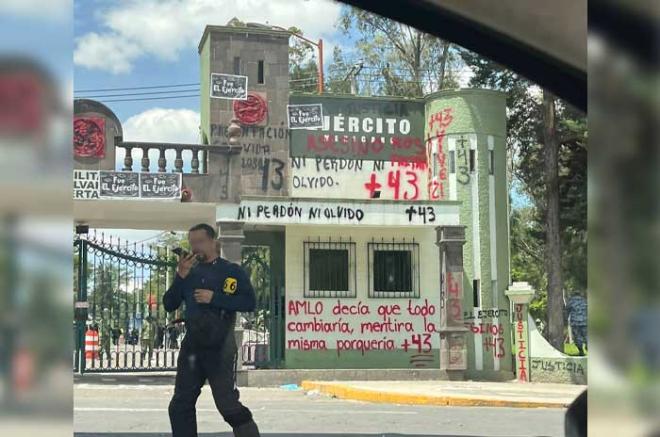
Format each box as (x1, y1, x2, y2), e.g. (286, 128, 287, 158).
(74, 384, 566, 437)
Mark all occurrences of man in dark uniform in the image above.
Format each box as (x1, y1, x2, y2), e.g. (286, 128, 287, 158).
(163, 223, 260, 437)
(566, 290, 588, 356)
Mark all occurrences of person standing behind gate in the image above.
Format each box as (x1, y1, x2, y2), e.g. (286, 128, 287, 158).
(163, 223, 260, 437)
(566, 290, 588, 356)
(100, 308, 111, 361)
(141, 315, 155, 362)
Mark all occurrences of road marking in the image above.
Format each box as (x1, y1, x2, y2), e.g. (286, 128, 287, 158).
(74, 407, 419, 415)
(76, 407, 178, 412)
(75, 384, 173, 390)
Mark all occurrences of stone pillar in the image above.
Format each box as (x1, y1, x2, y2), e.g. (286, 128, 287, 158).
(436, 225, 468, 379)
(216, 116, 247, 368)
(217, 220, 246, 368)
(505, 282, 535, 382)
(216, 221, 245, 264)
(215, 118, 246, 264)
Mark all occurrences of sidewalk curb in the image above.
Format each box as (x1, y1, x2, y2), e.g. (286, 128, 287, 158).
(300, 381, 570, 409)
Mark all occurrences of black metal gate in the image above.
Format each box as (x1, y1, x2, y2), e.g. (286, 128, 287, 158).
(74, 232, 179, 373)
(74, 231, 283, 373)
(239, 245, 284, 368)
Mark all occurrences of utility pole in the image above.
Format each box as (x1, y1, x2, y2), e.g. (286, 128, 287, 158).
(343, 62, 364, 95)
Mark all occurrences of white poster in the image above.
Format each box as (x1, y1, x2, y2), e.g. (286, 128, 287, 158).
(73, 170, 99, 200)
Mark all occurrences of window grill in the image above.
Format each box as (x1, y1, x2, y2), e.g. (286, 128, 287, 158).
(368, 238, 420, 299)
(303, 237, 356, 298)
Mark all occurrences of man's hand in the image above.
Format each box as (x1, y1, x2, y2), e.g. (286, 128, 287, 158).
(176, 252, 197, 278)
(194, 289, 213, 304)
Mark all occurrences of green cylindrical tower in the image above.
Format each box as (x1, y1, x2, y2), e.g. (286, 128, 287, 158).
(424, 89, 511, 378)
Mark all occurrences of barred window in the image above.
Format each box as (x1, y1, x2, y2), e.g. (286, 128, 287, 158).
(368, 239, 420, 298)
(304, 239, 356, 298)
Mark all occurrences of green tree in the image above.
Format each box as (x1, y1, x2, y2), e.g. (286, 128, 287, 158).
(151, 233, 188, 321)
(325, 46, 352, 94)
(331, 6, 461, 97)
(87, 261, 132, 322)
(74, 236, 180, 331)
(288, 27, 320, 93)
(461, 52, 587, 348)
(510, 206, 547, 332)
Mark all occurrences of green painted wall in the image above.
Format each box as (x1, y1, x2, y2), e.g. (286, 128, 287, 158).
(424, 89, 506, 137)
(282, 225, 443, 370)
(285, 350, 440, 369)
(279, 90, 510, 373)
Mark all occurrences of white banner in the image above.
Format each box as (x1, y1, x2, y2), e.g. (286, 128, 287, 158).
(217, 198, 459, 227)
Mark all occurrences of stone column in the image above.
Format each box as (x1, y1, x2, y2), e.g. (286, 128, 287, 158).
(216, 221, 246, 369)
(505, 282, 535, 382)
(217, 118, 246, 368)
(436, 225, 468, 380)
(216, 221, 245, 264)
(216, 117, 245, 264)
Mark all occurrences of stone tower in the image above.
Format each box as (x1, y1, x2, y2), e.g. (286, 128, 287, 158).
(199, 22, 291, 197)
(425, 89, 511, 378)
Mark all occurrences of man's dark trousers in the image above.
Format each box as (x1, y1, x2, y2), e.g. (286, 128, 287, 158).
(168, 315, 259, 437)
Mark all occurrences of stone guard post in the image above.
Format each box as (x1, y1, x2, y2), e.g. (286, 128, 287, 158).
(505, 282, 535, 382)
(216, 118, 246, 368)
(436, 225, 468, 379)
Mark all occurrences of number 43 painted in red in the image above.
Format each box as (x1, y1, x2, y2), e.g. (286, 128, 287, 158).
(401, 334, 432, 353)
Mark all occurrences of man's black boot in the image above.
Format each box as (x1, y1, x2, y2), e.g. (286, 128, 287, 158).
(233, 419, 261, 437)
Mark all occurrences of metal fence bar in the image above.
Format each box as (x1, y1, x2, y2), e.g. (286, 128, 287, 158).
(76, 234, 281, 372)
(75, 232, 179, 373)
(303, 238, 356, 299)
(368, 239, 420, 299)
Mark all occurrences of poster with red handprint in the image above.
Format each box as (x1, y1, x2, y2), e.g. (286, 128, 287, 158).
(74, 116, 105, 158)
